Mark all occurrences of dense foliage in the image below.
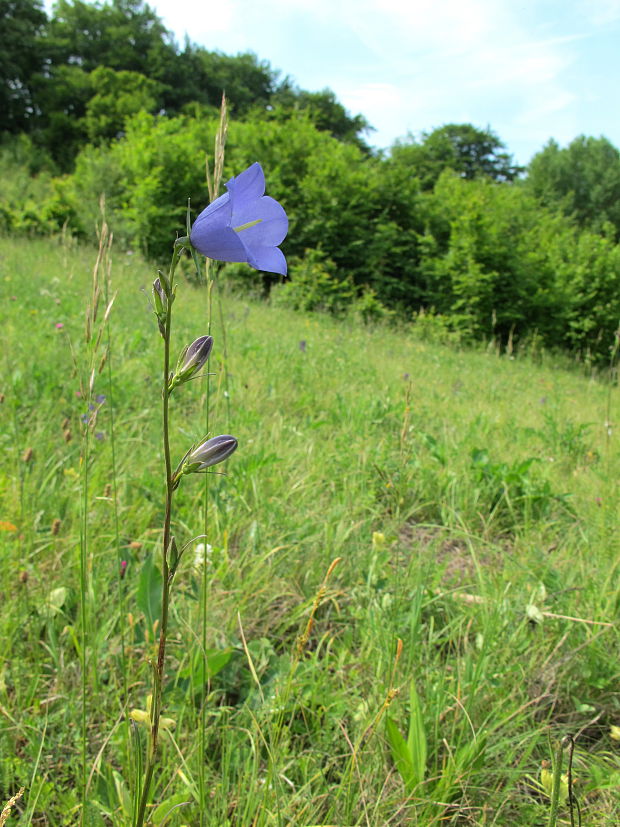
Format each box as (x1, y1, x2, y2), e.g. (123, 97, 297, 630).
(2, 0, 620, 361)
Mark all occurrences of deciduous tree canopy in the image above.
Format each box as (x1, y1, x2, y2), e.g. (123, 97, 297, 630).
(526, 135, 620, 238)
(390, 124, 523, 190)
(0, 0, 47, 132)
(0, 0, 369, 167)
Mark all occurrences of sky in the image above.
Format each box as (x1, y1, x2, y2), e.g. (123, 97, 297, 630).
(52, 0, 620, 165)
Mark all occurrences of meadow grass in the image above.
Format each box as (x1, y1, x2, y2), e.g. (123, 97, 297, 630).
(1, 234, 619, 825)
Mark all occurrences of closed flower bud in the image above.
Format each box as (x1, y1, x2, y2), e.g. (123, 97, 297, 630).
(169, 335, 213, 392)
(152, 277, 173, 336)
(152, 277, 167, 316)
(182, 435, 238, 475)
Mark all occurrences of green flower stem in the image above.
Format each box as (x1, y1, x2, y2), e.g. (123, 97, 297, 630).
(199, 265, 213, 827)
(79, 422, 89, 827)
(134, 244, 182, 827)
(547, 738, 564, 827)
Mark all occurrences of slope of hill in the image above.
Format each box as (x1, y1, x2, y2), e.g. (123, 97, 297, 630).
(1, 235, 619, 824)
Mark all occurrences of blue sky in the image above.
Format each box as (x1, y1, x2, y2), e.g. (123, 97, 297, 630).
(54, 0, 620, 165)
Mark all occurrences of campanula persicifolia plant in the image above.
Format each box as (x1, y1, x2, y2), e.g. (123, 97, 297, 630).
(133, 162, 287, 827)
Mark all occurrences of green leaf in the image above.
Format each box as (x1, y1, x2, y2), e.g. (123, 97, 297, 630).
(168, 536, 179, 577)
(179, 647, 234, 692)
(112, 770, 131, 818)
(435, 733, 487, 802)
(151, 792, 191, 825)
(386, 715, 417, 792)
(136, 553, 162, 630)
(407, 681, 427, 787)
(83, 801, 106, 827)
(38, 586, 68, 620)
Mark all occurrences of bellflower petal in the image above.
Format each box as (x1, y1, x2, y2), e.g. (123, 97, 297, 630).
(226, 162, 265, 201)
(183, 335, 213, 372)
(192, 192, 231, 229)
(191, 225, 248, 263)
(247, 246, 287, 275)
(232, 196, 288, 246)
(190, 162, 288, 275)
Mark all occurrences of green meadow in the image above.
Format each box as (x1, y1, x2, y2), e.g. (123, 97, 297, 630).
(1, 233, 620, 825)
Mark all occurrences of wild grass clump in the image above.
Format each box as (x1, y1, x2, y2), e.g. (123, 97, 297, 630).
(0, 230, 619, 825)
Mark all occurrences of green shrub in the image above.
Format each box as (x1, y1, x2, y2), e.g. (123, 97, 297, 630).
(271, 249, 354, 315)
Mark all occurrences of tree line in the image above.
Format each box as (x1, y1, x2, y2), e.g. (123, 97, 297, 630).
(3, 0, 620, 361)
(1, 0, 370, 167)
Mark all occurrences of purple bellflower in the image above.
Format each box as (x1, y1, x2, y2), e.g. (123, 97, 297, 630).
(190, 162, 288, 275)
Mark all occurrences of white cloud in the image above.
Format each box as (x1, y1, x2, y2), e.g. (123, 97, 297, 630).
(577, 0, 620, 24)
(336, 82, 407, 145)
(299, 0, 578, 152)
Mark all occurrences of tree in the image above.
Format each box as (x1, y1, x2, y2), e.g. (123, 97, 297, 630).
(391, 124, 522, 190)
(526, 135, 620, 237)
(195, 50, 277, 115)
(45, 0, 175, 77)
(32, 64, 92, 167)
(0, 0, 47, 132)
(30, 0, 176, 165)
(419, 172, 567, 342)
(269, 84, 372, 150)
(84, 66, 163, 142)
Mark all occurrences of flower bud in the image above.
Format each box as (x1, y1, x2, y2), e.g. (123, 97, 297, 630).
(152, 277, 167, 336)
(183, 435, 238, 474)
(153, 277, 166, 315)
(169, 335, 213, 392)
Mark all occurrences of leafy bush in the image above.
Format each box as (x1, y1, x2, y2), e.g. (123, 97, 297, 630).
(60, 112, 215, 256)
(271, 249, 354, 315)
(410, 308, 465, 345)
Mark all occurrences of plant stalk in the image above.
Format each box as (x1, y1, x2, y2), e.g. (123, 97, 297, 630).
(134, 246, 181, 827)
(547, 738, 564, 827)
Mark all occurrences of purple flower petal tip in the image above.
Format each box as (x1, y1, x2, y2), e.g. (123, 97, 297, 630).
(190, 162, 288, 275)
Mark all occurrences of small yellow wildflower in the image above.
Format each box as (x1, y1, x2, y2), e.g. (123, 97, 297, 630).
(540, 761, 569, 804)
(129, 695, 175, 731)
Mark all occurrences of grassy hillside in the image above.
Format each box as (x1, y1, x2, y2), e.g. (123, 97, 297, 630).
(1, 235, 619, 825)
